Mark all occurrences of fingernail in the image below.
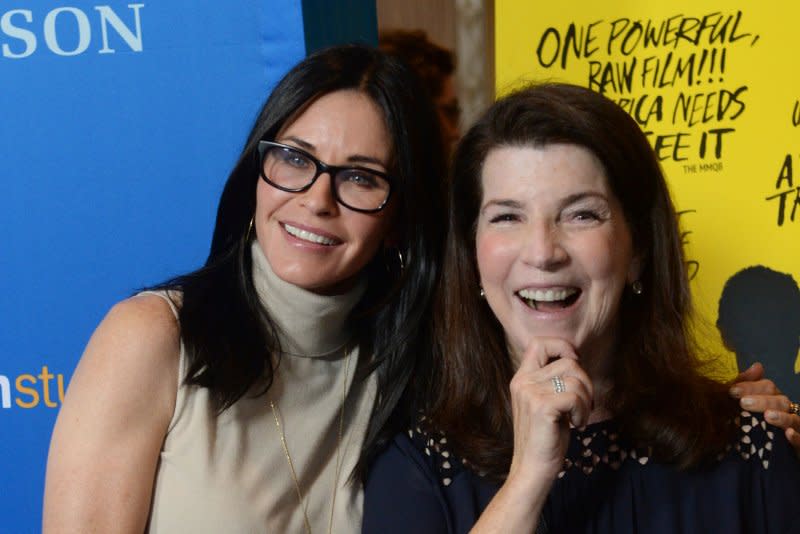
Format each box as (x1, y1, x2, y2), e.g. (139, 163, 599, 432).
(765, 410, 779, 421)
(729, 386, 742, 397)
(740, 397, 755, 408)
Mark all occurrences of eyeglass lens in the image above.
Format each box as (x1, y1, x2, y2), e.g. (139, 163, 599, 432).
(262, 145, 390, 211)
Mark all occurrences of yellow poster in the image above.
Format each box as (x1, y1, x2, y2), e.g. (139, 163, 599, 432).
(496, 2, 800, 396)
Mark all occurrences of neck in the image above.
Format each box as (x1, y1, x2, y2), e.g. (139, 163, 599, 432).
(574, 341, 616, 424)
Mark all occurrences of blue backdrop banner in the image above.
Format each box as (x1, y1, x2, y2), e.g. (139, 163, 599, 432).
(0, 2, 307, 531)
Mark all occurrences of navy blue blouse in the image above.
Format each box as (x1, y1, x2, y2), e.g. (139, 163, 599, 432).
(363, 411, 800, 533)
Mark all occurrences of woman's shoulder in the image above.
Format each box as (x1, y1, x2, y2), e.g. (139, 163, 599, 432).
(402, 416, 468, 487)
(107, 292, 181, 351)
(379, 415, 499, 492)
(560, 409, 791, 476)
(52, 292, 184, 442)
(367, 415, 486, 487)
(132, 289, 183, 319)
(722, 409, 791, 469)
(73, 293, 183, 405)
(364, 417, 500, 534)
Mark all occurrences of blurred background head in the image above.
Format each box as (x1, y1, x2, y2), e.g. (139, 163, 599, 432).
(379, 29, 460, 153)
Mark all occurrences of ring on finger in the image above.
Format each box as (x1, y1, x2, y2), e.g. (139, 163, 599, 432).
(789, 401, 800, 416)
(552, 375, 566, 394)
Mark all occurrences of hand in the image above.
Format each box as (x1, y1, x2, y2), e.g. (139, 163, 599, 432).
(470, 338, 594, 534)
(507, 337, 594, 484)
(729, 362, 800, 457)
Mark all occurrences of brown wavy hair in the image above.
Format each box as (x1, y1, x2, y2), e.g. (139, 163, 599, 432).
(425, 83, 738, 480)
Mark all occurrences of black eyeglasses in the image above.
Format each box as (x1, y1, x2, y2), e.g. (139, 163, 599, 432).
(257, 140, 393, 213)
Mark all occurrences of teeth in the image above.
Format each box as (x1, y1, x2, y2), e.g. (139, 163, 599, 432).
(518, 287, 578, 302)
(284, 223, 337, 245)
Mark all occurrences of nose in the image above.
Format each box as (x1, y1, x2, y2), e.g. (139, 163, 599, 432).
(299, 173, 339, 216)
(520, 220, 568, 270)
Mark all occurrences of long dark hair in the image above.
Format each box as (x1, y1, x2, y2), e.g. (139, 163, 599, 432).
(427, 83, 737, 479)
(153, 44, 446, 477)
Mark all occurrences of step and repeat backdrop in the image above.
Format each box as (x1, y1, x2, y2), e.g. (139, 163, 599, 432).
(0, 1, 375, 531)
(496, 1, 799, 399)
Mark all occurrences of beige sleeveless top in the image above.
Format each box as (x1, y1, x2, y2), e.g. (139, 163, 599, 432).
(145, 242, 377, 533)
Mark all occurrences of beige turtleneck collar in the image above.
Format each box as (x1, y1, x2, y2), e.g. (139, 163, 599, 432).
(250, 240, 366, 358)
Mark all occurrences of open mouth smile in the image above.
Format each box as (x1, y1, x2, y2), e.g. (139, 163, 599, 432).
(282, 223, 340, 246)
(516, 287, 581, 311)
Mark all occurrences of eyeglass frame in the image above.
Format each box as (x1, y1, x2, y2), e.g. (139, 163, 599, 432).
(256, 140, 394, 213)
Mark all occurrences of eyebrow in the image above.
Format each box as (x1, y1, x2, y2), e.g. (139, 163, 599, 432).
(481, 192, 609, 213)
(281, 135, 387, 168)
(480, 199, 525, 214)
(558, 191, 609, 209)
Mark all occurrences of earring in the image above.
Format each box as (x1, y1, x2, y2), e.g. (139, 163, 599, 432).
(384, 247, 405, 273)
(631, 280, 643, 295)
(479, 285, 485, 298)
(245, 216, 254, 242)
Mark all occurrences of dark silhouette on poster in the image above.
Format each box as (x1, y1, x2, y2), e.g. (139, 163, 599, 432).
(717, 266, 800, 400)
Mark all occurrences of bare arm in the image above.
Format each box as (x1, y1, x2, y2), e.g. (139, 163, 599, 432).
(729, 363, 800, 455)
(43, 294, 180, 534)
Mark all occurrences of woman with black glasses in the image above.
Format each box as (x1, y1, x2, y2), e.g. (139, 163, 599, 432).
(43, 44, 445, 533)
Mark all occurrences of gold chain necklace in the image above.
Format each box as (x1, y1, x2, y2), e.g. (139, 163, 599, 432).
(270, 347, 352, 534)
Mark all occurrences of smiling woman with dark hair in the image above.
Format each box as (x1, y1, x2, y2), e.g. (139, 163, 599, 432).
(364, 83, 800, 534)
(42, 44, 447, 533)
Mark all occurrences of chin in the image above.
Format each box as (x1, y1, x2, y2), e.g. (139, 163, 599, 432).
(271, 263, 316, 287)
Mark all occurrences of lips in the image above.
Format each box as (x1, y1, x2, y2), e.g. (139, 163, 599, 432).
(516, 286, 581, 311)
(282, 223, 341, 246)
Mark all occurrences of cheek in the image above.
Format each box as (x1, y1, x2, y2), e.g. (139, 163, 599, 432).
(360, 222, 389, 254)
(606, 237, 635, 284)
(475, 231, 513, 288)
(350, 213, 393, 257)
(587, 242, 620, 279)
(254, 179, 283, 220)
(578, 233, 633, 304)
